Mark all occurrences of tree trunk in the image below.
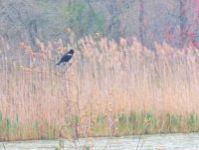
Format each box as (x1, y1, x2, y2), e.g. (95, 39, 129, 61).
(179, 0, 187, 47)
(139, 0, 144, 46)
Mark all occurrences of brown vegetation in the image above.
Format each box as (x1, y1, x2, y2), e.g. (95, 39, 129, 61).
(0, 36, 198, 140)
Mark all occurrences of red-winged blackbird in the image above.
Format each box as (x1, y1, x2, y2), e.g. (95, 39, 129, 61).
(56, 49, 74, 65)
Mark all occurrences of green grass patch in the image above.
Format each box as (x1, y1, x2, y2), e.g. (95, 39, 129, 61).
(0, 111, 199, 140)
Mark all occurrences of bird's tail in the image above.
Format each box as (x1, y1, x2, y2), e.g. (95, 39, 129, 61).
(56, 61, 61, 65)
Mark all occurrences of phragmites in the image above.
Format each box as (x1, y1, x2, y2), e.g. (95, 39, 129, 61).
(0, 36, 198, 140)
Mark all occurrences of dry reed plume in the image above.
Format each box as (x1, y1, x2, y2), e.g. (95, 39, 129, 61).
(0, 35, 198, 140)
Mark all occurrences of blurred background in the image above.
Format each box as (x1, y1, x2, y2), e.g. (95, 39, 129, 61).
(0, 0, 198, 141)
(1, 0, 199, 51)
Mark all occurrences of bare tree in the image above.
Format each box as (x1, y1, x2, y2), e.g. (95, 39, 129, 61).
(179, 0, 187, 47)
(139, 0, 144, 46)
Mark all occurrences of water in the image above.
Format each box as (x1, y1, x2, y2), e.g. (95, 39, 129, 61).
(0, 133, 199, 150)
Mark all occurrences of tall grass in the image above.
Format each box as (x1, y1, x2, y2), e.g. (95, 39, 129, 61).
(0, 35, 198, 140)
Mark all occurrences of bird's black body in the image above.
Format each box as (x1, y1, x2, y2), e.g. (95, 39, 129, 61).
(56, 49, 74, 65)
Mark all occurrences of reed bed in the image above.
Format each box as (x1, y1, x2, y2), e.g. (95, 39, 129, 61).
(0, 36, 198, 140)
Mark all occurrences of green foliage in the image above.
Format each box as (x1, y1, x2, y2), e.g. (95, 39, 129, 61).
(187, 113, 198, 131)
(118, 113, 128, 126)
(57, 140, 64, 150)
(143, 112, 156, 133)
(63, 115, 80, 138)
(134, 112, 145, 132)
(170, 115, 180, 128)
(128, 112, 137, 133)
(0, 111, 199, 140)
(91, 114, 106, 136)
(15, 115, 19, 125)
(83, 145, 91, 150)
(0, 112, 2, 124)
(164, 113, 181, 132)
(34, 121, 39, 133)
(117, 113, 128, 133)
(60, 1, 105, 37)
(55, 140, 64, 150)
(44, 121, 50, 139)
(6, 118, 11, 130)
(55, 147, 61, 150)
(96, 114, 105, 125)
